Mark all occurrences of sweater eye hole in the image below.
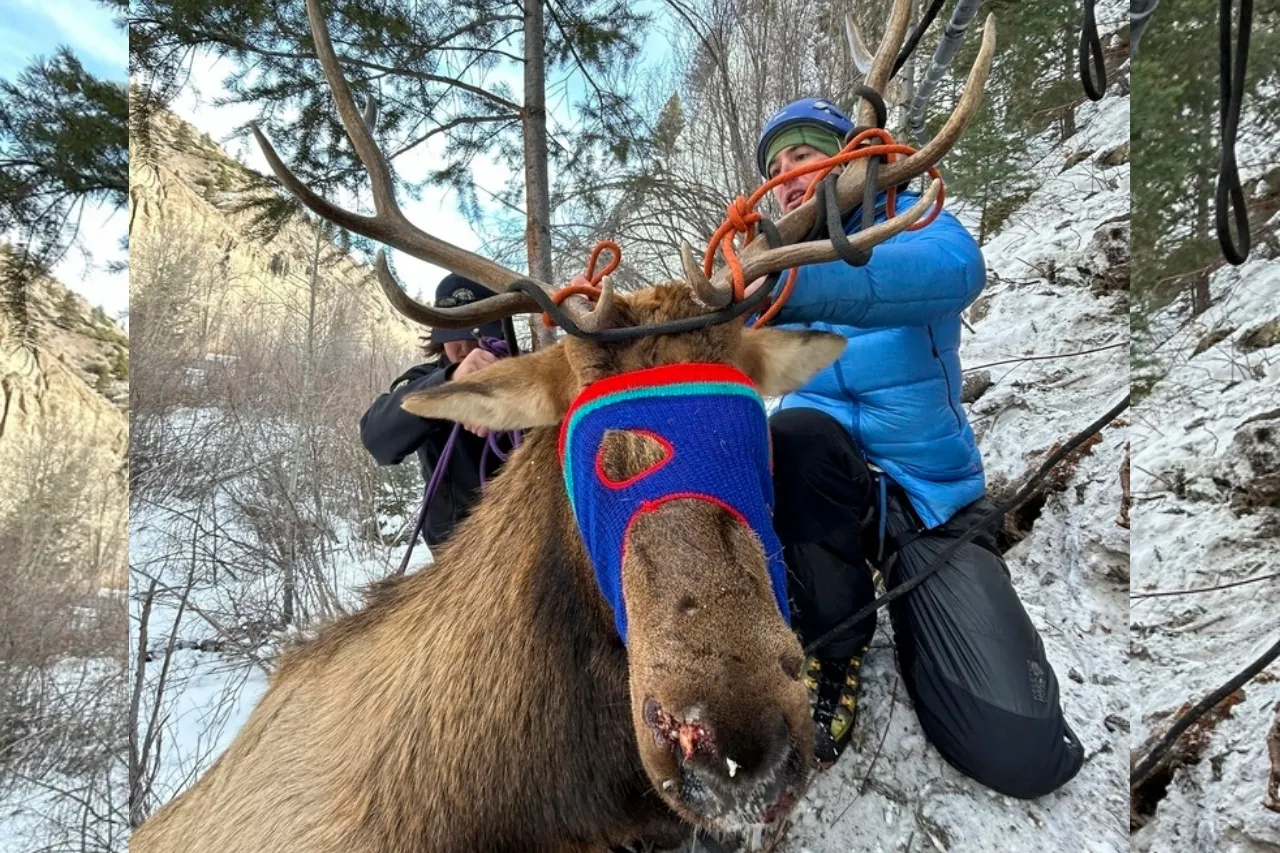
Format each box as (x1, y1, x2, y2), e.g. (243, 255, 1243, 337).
(595, 430, 673, 488)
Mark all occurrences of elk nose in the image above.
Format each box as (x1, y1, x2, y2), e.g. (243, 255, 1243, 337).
(684, 715, 804, 822)
(643, 698, 715, 762)
(703, 716, 795, 785)
(644, 698, 792, 783)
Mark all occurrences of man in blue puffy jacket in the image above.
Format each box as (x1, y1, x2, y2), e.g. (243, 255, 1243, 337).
(755, 98, 1083, 797)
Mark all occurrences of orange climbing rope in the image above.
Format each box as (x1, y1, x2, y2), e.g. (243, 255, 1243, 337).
(713, 127, 945, 327)
(546, 126, 945, 331)
(542, 240, 620, 327)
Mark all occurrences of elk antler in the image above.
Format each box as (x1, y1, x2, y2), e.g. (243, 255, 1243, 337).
(736, 179, 940, 284)
(844, 8, 875, 76)
(704, 0, 996, 295)
(251, 0, 604, 330)
(681, 240, 729, 309)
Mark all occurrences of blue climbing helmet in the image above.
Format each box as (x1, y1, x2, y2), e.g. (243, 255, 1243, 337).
(756, 97, 855, 178)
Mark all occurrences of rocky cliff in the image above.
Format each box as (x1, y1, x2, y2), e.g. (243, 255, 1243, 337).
(128, 108, 422, 362)
(0, 262, 128, 589)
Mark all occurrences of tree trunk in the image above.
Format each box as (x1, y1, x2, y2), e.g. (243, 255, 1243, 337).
(1191, 154, 1213, 316)
(1060, 22, 1076, 142)
(523, 0, 557, 349)
(1191, 274, 1212, 316)
(281, 218, 323, 626)
(894, 0, 920, 136)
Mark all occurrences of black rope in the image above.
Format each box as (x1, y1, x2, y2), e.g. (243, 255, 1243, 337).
(851, 84, 888, 130)
(808, 84, 889, 264)
(818, 173, 872, 267)
(1131, 633, 1280, 785)
(501, 316, 520, 356)
(510, 273, 776, 343)
(891, 0, 949, 79)
(1216, 0, 1252, 265)
(1079, 0, 1106, 101)
(860, 143, 882, 231)
(802, 394, 1131, 657)
(1130, 0, 1159, 54)
(758, 217, 782, 250)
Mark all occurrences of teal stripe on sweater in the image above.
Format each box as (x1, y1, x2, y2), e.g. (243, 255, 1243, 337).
(563, 383, 766, 515)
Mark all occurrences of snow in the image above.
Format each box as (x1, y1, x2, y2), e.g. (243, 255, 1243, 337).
(1129, 239, 1280, 852)
(0, 652, 129, 853)
(127, 410, 427, 821)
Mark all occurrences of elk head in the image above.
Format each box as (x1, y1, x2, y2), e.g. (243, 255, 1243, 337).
(252, 0, 994, 833)
(393, 286, 846, 828)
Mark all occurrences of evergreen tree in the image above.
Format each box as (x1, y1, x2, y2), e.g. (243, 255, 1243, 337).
(1132, 0, 1280, 320)
(0, 49, 127, 320)
(0, 0, 126, 336)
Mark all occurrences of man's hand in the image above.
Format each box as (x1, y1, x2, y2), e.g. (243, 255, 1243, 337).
(451, 348, 499, 437)
(453, 347, 499, 379)
(745, 275, 770, 298)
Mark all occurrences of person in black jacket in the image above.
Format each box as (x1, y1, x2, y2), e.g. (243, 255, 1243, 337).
(360, 274, 514, 549)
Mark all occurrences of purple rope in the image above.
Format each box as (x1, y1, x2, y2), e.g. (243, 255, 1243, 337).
(476, 336, 521, 494)
(396, 422, 461, 576)
(394, 335, 524, 575)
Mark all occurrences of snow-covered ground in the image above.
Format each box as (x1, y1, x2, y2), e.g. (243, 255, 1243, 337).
(0, 650, 129, 853)
(128, 420, 424, 820)
(1129, 217, 1280, 853)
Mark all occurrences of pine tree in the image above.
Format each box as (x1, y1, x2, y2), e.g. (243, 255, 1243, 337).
(0, 47, 127, 284)
(1132, 0, 1280, 319)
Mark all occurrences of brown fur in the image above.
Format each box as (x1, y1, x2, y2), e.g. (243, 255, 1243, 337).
(131, 283, 846, 852)
(599, 430, 671, 482)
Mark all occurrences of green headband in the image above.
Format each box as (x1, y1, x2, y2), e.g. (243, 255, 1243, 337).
(764, 125, 843, 175)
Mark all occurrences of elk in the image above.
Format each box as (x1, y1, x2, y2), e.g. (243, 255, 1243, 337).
(129, 0, 993, 850)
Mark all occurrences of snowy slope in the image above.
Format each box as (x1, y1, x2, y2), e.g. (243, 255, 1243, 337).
(1129, 223, 1280, 853)
(128, 407, 421, 818)
(774, 79, 1131, 853)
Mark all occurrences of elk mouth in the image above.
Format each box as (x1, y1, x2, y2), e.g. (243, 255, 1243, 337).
(641, 697, 809, 831)
(674, 746, 806, 831)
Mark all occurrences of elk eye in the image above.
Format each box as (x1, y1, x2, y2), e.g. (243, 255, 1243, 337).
(596, 429, 672, 487)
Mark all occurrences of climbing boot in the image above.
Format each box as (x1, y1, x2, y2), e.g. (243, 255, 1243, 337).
(803, 645, 868, 767)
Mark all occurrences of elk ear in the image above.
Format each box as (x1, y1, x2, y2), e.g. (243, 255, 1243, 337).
(401, 344, 574, 429)
(736, 327, 847, 397)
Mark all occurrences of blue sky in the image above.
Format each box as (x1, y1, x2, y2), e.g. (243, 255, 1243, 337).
(0, 0, 129, 320)
(0, 0, 126, 81)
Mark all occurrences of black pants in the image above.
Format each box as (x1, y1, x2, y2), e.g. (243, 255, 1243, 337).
(768, 408, 1084, 800)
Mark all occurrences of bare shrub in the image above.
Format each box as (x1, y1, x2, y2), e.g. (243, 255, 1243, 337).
(0, 409, 128, 850)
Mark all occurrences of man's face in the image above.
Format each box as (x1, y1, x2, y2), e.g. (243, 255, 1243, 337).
(443, 338, 479, 364)
(768, 144, 842, 214)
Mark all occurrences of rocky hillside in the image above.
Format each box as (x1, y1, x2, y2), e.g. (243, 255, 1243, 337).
(128, 108, 422, 361)
(0, 261, 129, 589)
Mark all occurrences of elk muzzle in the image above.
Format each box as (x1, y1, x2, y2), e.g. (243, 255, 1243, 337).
(623, 497, 813, 830)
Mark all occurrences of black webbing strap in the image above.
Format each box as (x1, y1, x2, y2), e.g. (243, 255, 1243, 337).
(1079, 0, 1106, 101)
(1216, 0, 1252, 265)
